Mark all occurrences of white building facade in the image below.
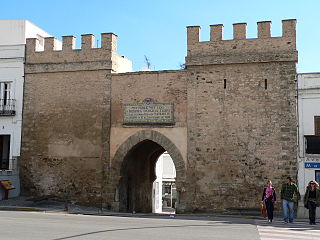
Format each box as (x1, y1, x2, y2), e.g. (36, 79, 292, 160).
(152, 152, 176, 213)
(297, 73, 320, 217)
(0, 20, 57, 198)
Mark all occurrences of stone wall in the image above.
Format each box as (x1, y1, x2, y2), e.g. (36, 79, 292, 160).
(185, 63, 297, 211)
(184, 19, 297, 211)
(21, 70, 109, 205)
(21, 33, 121, 205)
(21, 19, 298, 212)
(110, 70, 188, 163)
(107, 70, 188, 212)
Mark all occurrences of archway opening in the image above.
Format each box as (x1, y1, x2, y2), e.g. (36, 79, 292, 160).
(152, 152, 176, 214)
(112, 130, 186, 213)
(119, 140, 167, 213)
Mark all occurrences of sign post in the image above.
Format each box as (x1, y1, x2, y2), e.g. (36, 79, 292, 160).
(0, 180, 15, 200)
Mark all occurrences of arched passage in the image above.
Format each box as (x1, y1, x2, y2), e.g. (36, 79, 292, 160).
(109, 130, 186, 213)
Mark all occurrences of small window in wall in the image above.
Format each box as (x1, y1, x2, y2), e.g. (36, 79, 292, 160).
(264, 79, 268, 90)
(315, 170, 320, 184)
(0, 135, 10, 170)
(315, 116, 320, 136)
(305, 136, 320, 154)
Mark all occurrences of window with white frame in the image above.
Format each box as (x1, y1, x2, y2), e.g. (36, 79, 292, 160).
(305, 116, 320, 154)
(0, 82, 15, 115)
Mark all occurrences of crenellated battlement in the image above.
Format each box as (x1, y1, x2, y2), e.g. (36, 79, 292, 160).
(25, 33, 131, 73)
(27, 33, 117, 53)
(186, 19, 298, 66)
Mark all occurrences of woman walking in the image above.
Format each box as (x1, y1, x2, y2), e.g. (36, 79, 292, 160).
(262, 180, 277, 223)
(304, 180, 320, 225)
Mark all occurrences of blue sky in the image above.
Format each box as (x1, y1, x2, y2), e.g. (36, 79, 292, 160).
(2, 0, 319, 72)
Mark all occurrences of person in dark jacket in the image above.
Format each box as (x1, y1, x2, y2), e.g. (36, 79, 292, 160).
(261, 180, 277, 223)
(280, 176, 300, 223)
(304, 180, 320, 225)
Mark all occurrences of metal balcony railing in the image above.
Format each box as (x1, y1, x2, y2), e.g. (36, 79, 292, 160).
(0, 99, 16, 116)
(0, 158, 18, 171)
(305, 135, 320, 154)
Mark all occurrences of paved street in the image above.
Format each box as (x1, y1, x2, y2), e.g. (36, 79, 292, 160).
(0, 211, 259, 240)
(1, 211, 320, 240)
(256, 219, 320, 240)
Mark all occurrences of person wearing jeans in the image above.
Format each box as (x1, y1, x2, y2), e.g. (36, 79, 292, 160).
(282, 199, 294, 223)
(261, 180, 277, 223)
(304, 180, 320, 225)
(280, 177, 300, 223)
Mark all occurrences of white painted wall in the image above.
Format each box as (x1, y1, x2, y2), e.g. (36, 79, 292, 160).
(0, 49, 24, 158)
(115, 55, 132, 73)
(297, 73, 320, 218)
(152, 152, 176, 213)
(0, 20, 53, 44)
(162, 154, 176, 179)
(153, 157, 163, 213)
(0, 20, 59, 198)
(0, 21, 26, 45)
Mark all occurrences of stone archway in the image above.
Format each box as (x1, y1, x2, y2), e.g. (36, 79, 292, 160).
(108, 130, 186, 213)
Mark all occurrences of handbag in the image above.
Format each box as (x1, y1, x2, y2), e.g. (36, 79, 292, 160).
(260, 203, 267, 218)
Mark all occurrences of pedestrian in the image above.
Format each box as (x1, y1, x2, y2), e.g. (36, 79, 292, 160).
(304, 180, 320, 225)
(280, 176, 301, 223)
(261, 180, 276, 223)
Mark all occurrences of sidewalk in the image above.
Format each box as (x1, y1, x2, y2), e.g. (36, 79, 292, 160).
(0, 196, 255, 216)
(0, 196, 127, 216)
(0, 196, 308, 220)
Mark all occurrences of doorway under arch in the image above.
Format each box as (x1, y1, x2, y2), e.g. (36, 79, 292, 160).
(153, 152, 177, 214)
(110, 130, 186, 213)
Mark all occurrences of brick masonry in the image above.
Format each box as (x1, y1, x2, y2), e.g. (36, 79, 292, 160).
(21, 20, 298, 212)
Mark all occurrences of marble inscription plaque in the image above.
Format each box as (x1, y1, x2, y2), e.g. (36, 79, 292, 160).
(123, 103, 174, 125)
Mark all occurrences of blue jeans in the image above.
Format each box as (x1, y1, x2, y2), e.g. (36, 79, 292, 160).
(283, 199, 294, 222)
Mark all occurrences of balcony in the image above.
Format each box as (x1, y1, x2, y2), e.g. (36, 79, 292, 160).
(305, 135, 320, 154)
(0, 99, 16, 116)
(0, 158, 18, 173)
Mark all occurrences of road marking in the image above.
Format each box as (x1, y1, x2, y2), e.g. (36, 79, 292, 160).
(256, 220, 320, 240)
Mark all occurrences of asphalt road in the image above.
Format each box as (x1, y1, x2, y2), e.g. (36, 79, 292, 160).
(0, 211, 260, 240)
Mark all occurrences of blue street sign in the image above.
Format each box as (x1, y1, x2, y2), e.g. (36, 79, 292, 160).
(305, 162, 320, 168)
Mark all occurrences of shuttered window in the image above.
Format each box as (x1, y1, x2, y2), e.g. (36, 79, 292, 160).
(315, 116, 320, 136)
(0, 135, 10, 170)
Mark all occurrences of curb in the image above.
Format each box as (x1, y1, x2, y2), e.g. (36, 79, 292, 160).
(0, 206, 260, 219)
(0, 206, 42, 211)
(0, 206, 310, 221)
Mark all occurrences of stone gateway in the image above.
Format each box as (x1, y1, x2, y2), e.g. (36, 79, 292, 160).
(21, 20, 298, 213)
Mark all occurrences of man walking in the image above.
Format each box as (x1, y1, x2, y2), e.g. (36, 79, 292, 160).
(280, 176, 301, 223)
